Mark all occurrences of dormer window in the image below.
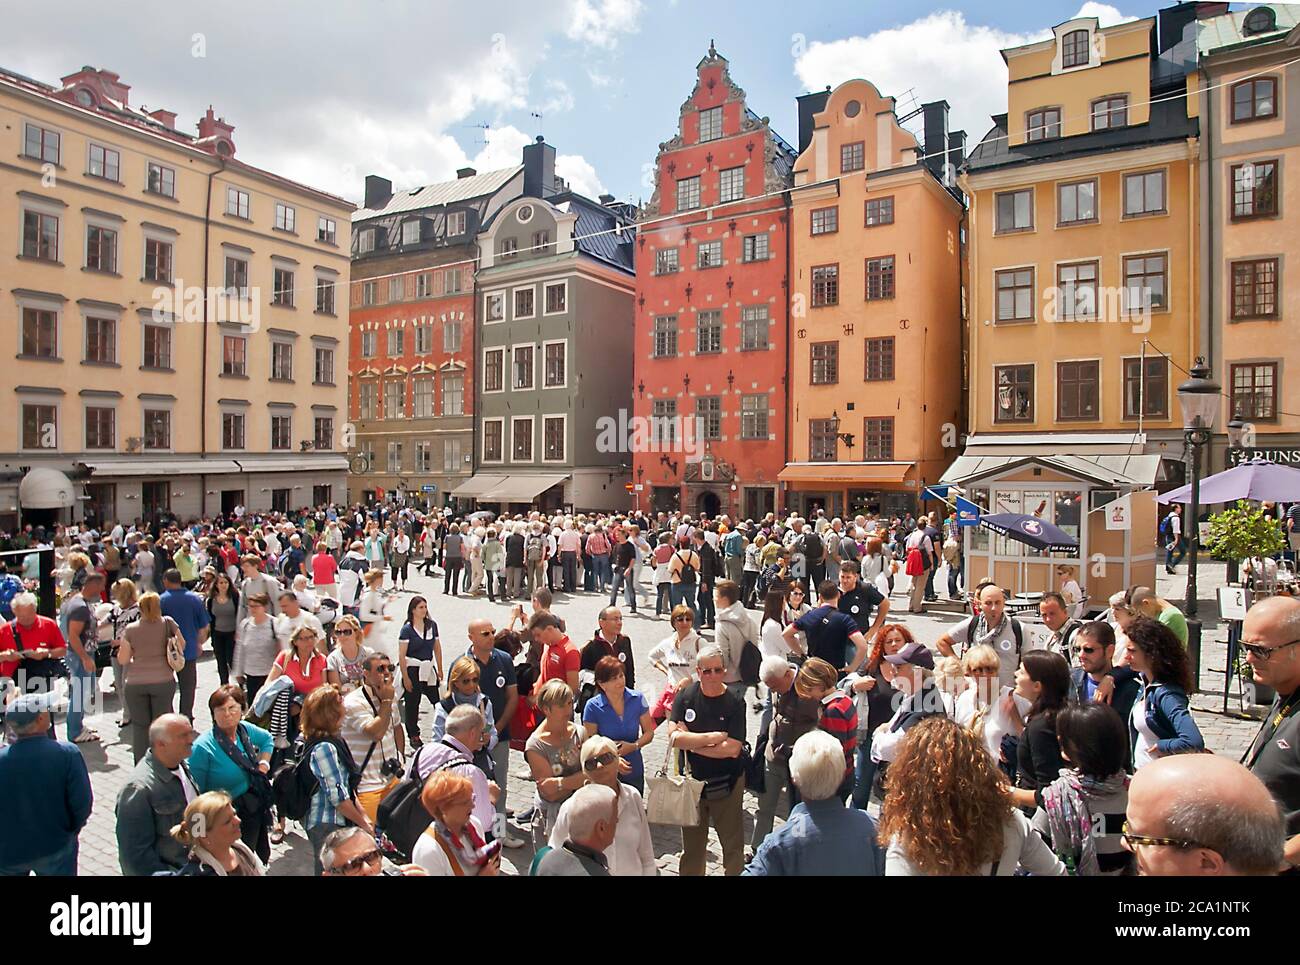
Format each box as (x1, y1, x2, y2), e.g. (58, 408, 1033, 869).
(1062, 29, 1090, 68)
(358, 228, 376, 254)
(699, 106, 723, 142)
(1091, 95, 1129, 131)
(1243, 6, 1278, 36)
(75, 89, 95, 108)
(401, 219, 421, 246)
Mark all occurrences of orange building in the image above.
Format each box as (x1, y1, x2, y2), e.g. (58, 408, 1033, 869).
(782, 82, 965, 519)
(633, 44, 794, 520)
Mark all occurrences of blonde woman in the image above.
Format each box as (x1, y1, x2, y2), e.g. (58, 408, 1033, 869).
(326, 614, 373, 695)
(170, 791, 265, 876)
(1058, 565, 1084, 620)
(933, 656, 968, 717)
(524, 679, 587, 850)
(953, 643, 1026, 763)
(117, 591, 182, 763)
(105, 578, 141, 727)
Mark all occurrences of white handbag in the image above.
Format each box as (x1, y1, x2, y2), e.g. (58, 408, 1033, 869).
(645, 742, 704, 827)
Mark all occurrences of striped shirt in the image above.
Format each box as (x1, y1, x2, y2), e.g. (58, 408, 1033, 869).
(306, 740, 352, 830)
(819, 693, 858, 787)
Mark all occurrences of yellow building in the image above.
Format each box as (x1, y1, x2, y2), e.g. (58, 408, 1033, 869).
(1, 66, 353, 528)
(1197, 4, 1300, 470)
(782, 83, 965, 519)
(950, 10, 1211, 602)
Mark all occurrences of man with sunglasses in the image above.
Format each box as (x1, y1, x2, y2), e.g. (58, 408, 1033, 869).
(1067, 622, 1139, 768)
(1241, 595, 1300, 873)
(341, 654, 406, 824)
(320, 825, 426, 876)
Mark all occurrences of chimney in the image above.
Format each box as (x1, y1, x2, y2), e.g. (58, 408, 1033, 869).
(921, 100, 949, 181)
(599, 193, 616, 205)
(522, 135, 556, 199)
(364, 175, 393, 210)
(456, 167, 477, 179)
(147, 108, 177, 129)
(946, 131, 966, 186)
(196, 107, 236, 157)
(796, 87, 832, 155)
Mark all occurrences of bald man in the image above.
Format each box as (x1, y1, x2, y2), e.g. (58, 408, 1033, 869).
(1241, 595, 1300, 873)
(115, 713, 198, 876)
(1125, 754, 1283, 876)
(466, 617, 521, 846)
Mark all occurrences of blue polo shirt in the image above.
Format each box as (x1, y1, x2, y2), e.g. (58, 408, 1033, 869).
(160, 587, 210, 661)
(467, 646, 516, 739)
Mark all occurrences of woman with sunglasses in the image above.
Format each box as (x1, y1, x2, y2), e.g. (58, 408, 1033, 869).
(1125, 616, 1204, 769)
(646, 604, 701, 723)
(326, 614, 373, 695)
(399, 596, 443, 748)
(547, 735, 655, 876)
(431, 656, 498, 775)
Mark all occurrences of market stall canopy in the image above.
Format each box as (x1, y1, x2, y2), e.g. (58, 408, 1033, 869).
(449, 474, 509, 498)
(777, 462, 913, 484)
(1157, 458, 1300, 504)
(941, 453, 1161, 488)
(80, 458, 242, 477)
(478, 474, 569, 503)
(979, 513, 1080, 554)
(18, 468, 77, 509)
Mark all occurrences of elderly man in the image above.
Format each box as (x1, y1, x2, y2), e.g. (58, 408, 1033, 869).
(1241, 595, 1300, 873)
(937, 583, 1028, 686)
(60, 570, 105, 743)
(670, 644, 747, 875)
(0, 591, 67, 717)
(408, 704, 500, 839)
(1125, 754, 1283, 875)
(115, 713, 199, 875)
(319, 825, 426, 876)
(535, 784, 617, 877)
(745, 731, 884, 876)
(342, 654, 406, 824)
(467, 618, 520, 840)
(0, 692, 93, 875)
(750, 655, 798, 856)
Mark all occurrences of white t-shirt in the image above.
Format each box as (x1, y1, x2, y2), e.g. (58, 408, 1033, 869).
(954, 686, 1032, 762)
(647, 632, 699, 687)
(342, 685, 402, 793)
(760, 617, 794, 658)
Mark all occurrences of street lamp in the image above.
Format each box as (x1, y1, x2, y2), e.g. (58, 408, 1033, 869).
(1177, 356, 1221, 689)
(1226, 410, 1248, 455)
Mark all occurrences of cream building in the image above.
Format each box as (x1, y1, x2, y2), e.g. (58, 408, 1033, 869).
(1, 66, 352, 530)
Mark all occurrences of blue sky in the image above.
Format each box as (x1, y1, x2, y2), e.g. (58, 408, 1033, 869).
(0, 1, 1183, 205)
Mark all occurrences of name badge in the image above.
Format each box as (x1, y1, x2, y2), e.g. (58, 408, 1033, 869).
(850, 605, 860, 614)
(496, 675, 506, 689)
(685, 708, 697, 723)
(619, 652, 627, 662)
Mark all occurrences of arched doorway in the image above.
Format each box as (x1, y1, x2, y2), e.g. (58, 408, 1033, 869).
(697, 490, 721, 519)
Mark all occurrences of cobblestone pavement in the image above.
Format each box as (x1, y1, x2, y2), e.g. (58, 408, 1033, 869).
(63, 557, 1263, 876)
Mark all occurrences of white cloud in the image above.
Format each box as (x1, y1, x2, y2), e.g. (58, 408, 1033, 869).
(794, 6, 1139, 152)
(539, 79, 576, 115)
(556, 154, 606, 197)
(566, 0, 643, 48)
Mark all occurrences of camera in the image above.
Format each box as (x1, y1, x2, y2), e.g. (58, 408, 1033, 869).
(380, 757, 402, 778)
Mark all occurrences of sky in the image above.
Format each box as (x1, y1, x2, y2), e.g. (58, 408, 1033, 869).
(0, 0, 1164, 207)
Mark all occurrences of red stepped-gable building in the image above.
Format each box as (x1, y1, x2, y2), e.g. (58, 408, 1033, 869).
(634, 43, 794, 520)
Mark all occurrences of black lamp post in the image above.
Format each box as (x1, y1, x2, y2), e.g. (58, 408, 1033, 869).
(1177, 357, 1221, 689)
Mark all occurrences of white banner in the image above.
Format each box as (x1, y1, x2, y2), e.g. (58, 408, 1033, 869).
(1105, 493, 1132, 531)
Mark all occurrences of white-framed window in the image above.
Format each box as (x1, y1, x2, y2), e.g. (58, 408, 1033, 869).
(500, 237, 518, 260)
(387, 328, 404, 357)
(20, 305, 59, 359)
(361, 331, 377, 358)
(446, 211, 466, 236)
(741, 305, 770, 350)
(415, 441, 433, 473)
(87, 142, 121, 181)
(513, 344, 536, 390)
(445, 267, 463, 293)
(222, 411, 246, 450)
(358, 228, 376, 253)
(84, 314, 117, 364)
(85, 223, 118, 273)
(676, 176, 701, 212)
(443, 437, 463, 473)
(719, 166, 745, 203)
(85, 404, 115, 449)
(655, 248, 680, 275)
(387, 441, 403, 474)
(414, 324, 432, 355)
(144, 235, 174, 283)
(741, 394, 769, 439)
(271, 341, 293, 380)
(383, 379, 405, 419)
(317, 216, 336, 244)
(147, 162, 176, 198)
(413, 377, 434, 418)
(544, 280, 567, 315)
(485, 291, 505, 322)
(443, 319, 463, 353)
(653, 315, 678, 358)
(483, 347, 505, 393)
(697, 240, 723, 268)
(514, 286, 536, 319)
(402, 220, 421, 246)
(543, 340, 567, 388)
(416, 273, 432, 298)
(696, 310, 722, 354)
(1123, 169, 1167, 218)
(388, 276, 403, 302)
(314, 346, 334, 384)
(742, 234, 768, 262)
(226, 186, 250, 219)
(441, 372, 464, 416)
(482, 418, 505, 462)
(21, 401, 58, 451)
(699, 106, 723, 142)
(274, 202, 296, 232)
(21, 205, 60, 262)
(543, 414, 566, 462)
(272, 266, 294, 307)
(358, 381, 378, 419)
(271, 413, 293, 450)
(511, 416, 534, 462)
(23, 122, 60, 164)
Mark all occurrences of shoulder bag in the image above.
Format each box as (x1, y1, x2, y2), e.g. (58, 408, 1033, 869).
(164, 617, 187, 672)
(645, 740, 703, 827)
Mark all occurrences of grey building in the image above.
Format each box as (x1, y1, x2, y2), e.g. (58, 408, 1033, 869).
(456, 137, 636, 512)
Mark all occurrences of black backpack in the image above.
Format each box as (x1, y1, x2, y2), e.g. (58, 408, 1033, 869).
(738, 638, 763, 687)
(675, 551, 697, 585)
(376, 742, 471, 860)
(272, 737, 365, 823)
(801, 531, 824, 564)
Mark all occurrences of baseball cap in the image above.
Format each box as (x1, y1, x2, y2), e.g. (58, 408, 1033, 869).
(5, 690, 56, 727)
(884, 642, 935, 670)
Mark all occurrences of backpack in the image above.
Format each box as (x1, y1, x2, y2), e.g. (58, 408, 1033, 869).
(962, 615, 1024, 657)
(526, 536, 544, 563)
(904, 547, 925, 576)
(801, 531, 824, 565)
(738, 638, 763, 687)
(375, 741, 468, 860)
(272, 737, 363, 823)
(675, 551, 697, 585)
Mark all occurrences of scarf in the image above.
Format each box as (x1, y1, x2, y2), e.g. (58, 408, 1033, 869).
(971, 612, 1008, 648)
(190, 841, 264, 877)
(432, 818, 486, 876)
(1041, 768, 1128, 876)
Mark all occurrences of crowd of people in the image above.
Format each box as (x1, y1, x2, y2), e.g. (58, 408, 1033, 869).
(0, 500, 1296, 878)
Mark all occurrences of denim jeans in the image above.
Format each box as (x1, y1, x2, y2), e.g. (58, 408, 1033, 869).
(655, 583, 672, 616)
(852, 741, 877, 810)
(697, 583, 715, 628)
(65, 654, 98, 741)
(610, 568, 637, 610)
(670, 583, 700, 628)
(947, 561, 963, 598)
(0, 837, 78, 876)
(1165, 541, 1185, 570)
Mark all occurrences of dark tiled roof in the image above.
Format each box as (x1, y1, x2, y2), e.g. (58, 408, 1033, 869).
(745, 108, 797, 186)
(965, 98, 1196, 174)
(549, 191, 636, 273)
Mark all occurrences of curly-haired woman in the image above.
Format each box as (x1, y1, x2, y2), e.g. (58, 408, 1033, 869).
(880, 716, 1066, 876)
(1124, 616, 1204, 768)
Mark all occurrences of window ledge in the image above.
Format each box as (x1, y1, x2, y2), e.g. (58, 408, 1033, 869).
(314, 310, 338, 318)
(19, 156, 64, 169)
(273, 227, 299, 237)
(17, 255, 64, 267)
(223, 212, 252, 223)
(16, 354, 63, 363)
(219, 372, 250, 380)
(82, 267, 122, 278)
(313, 381, 337, 388)
(269, 377, 296, 384)
(139, 365, 175, 373)
(85, 174, 124, 187)
(141, 276, 173, 285)
(81, 360, 121, 368)
(270, 301, 296, 310)
(144, 189, 179, 203)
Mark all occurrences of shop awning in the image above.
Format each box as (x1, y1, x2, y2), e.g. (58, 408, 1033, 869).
(940, 453, 1161, 488)
(81, 458, 241, 477)
(233, 456, 349, 473)
(449, 474, 509, 498)
(479, 474, 570, 502)
(777, 463, 913, 484)
(18, 468, 77, 509)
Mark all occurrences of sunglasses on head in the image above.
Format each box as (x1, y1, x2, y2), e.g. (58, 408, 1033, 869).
(328, 848, 383, 875)
(583, 751, 618, 771)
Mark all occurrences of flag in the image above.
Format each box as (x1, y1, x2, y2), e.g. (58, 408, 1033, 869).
(922, 485, 950, 501)
(1105, 493, 1131, 530)
(955, 496, 980, 526)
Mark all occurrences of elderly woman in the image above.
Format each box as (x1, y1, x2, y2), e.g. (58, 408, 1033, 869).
(646, 604, 700, 722)
(301, 685, 373, 875)
(582, 656, 655, 796)
(880, 717, 1066, 876)
(952, 643, 1016, 763)
(117, 591, 182, 764)
(525, 679, 587, 851)
(170, 791, 265, 876)
(411, 770, 500, 877)
(188, 684, 275, 862)
(548, 735, 655, 876)
(745, 730, 884, 876)
(266, 625, 328, 700)
(431, 656, 498, 769)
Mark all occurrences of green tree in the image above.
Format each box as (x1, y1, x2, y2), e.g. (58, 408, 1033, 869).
(1205, 501, 1286, 562)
